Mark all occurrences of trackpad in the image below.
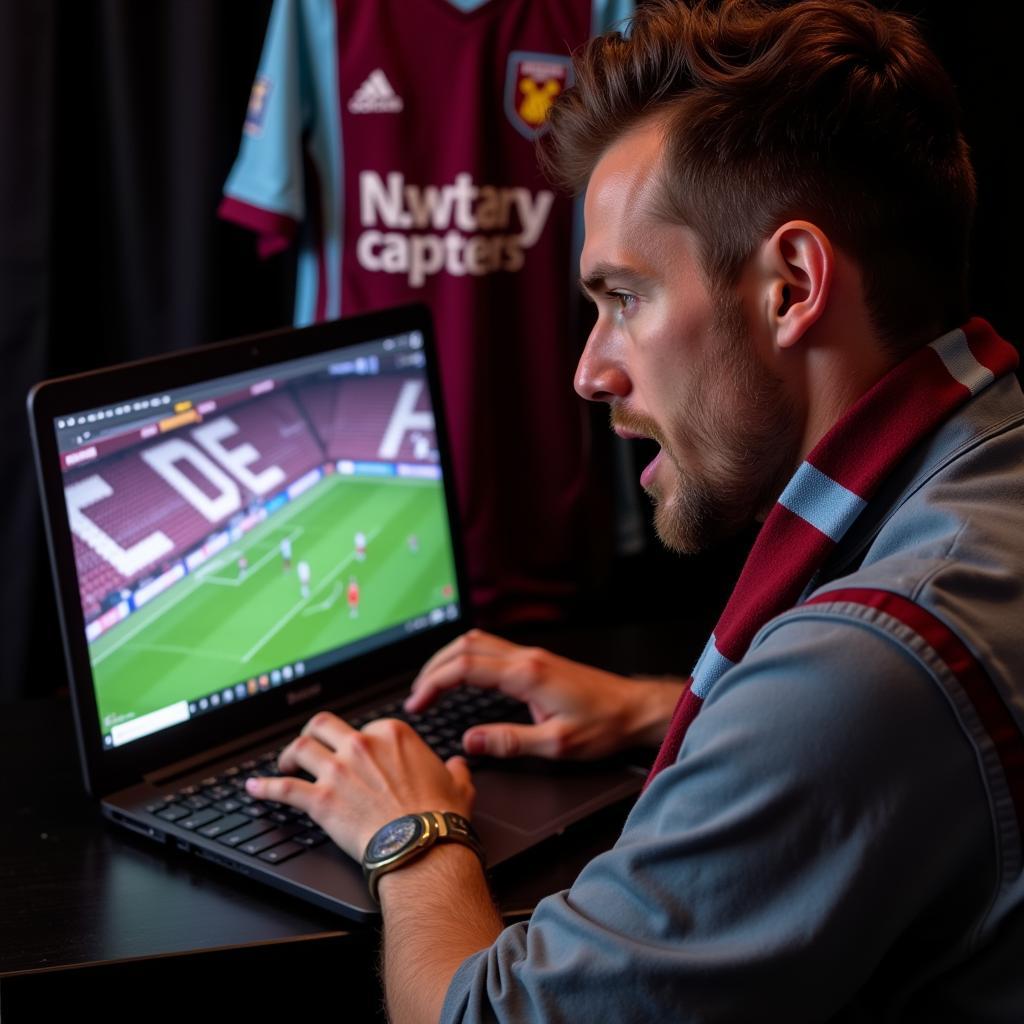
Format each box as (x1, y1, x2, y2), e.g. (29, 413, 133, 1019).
(471, 759, 645, 861)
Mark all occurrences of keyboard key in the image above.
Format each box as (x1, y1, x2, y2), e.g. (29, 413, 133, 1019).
(198, 813, 251, 838)
(259, 841, 305, 864)
(239, 826, 301, 856)
(214, 798, 243, 814)
(206, 784, 235, 800)
(146, 798, 170, 814)
(157, 803, 191, 823)
(184, 795, 212, 810)
(294, 830, 328, 848)
(217, 819, 274, 847)
(179, 809, 222, 830)
(242, 802, 270, 818)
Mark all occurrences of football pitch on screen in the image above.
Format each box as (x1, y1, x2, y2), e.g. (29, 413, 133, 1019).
(89, 474, 457, 735)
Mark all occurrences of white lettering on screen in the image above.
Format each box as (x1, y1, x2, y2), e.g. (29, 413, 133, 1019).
(65, 475, 175, 578)
(141, 438, 241, 523)
(192, 416, 286, 496)
(378, 381, 435, 459)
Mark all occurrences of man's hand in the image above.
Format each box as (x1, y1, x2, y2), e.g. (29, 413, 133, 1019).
(245, 712, 474, 860)
(405, 628, 684, 760)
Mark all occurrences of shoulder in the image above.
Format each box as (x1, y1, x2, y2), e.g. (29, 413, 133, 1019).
(789, 375, 1024, 826)
(792, 380, 1024, 861)
(673, 610, 986, 828)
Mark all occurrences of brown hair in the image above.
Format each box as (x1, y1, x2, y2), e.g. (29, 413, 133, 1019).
(539, 0, 977, 355)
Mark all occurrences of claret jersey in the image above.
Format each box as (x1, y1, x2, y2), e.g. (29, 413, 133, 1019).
(221, 0, 632, 621)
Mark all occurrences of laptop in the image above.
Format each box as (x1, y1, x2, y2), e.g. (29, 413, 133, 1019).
(28, 303, 645, 922)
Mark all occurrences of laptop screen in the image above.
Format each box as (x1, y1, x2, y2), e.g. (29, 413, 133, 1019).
(52, 329, 461, 750)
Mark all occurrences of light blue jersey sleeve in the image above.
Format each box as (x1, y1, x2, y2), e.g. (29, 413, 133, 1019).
(441, 613, 995, 1022)
(222, 1, 313, 236)
(220, 0, 343, 324)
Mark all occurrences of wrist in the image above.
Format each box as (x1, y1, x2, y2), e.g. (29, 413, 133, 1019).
(625, 676, 686, 747)
(377, 841, 486, 904)
(364, 810, 484, 902)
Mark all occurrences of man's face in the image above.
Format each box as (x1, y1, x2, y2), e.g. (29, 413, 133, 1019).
(576, 122, 800, 553)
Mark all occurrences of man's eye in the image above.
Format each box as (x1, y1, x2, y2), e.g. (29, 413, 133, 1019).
(608, 292, 636, 313)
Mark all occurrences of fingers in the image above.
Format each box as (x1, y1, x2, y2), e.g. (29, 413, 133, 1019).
(414, 628, 510, 680)
(461, 719, 570, 760)
(405, 652, 506, 711)
(245, 772, 315, 810)
(444, 755, 475, 810)
(277, 711, 355, 774)
(302, 709, 356, 747)
(406, 631, 548, 713)
(278, 731, 343, 778)
(360, 715, 422, 746)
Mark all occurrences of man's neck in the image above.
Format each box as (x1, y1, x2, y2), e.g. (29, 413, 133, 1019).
(792, 311, 949, 464)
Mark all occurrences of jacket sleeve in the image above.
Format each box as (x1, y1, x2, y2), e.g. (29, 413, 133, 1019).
(441, 613, 995, 1023)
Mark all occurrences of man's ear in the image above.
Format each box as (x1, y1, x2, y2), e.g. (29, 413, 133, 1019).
(756, 221, 834, 351)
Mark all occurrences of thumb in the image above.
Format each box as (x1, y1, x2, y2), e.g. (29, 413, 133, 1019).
(445, 754, 473, 791)
(462, 720, 565, 759)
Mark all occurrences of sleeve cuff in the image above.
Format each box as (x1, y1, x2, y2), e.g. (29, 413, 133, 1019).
(218, 195, 297, 259)
(439, 948, 489, 1024)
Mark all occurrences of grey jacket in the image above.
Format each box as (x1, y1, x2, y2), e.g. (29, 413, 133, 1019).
(443, 371, 1024, 1023)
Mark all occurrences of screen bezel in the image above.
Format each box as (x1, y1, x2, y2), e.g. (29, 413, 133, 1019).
(28, 304, 472, 797)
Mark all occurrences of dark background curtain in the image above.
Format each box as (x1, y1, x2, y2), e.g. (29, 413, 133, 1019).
(0, 1, 1019, 700)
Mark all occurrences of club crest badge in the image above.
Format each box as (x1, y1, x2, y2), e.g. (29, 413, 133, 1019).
(504, 51, 573, 140)
(244, 75, 272, 137)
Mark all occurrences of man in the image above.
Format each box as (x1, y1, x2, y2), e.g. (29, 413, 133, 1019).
(246, 1, 1024, 1020)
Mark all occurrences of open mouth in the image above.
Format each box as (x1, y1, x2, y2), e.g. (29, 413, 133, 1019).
(613, 424, 664, 491)
(638, 445, 663, 489)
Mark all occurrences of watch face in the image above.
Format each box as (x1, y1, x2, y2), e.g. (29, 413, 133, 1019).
(367, 815, 423, 863)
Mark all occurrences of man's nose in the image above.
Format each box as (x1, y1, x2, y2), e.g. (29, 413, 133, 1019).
(574, 328, 631, 403)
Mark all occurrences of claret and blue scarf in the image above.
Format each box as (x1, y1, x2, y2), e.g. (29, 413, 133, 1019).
(647, 318, 1020, 785)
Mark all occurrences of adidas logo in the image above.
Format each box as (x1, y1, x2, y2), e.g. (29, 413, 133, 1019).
(348, 70, 404, 114)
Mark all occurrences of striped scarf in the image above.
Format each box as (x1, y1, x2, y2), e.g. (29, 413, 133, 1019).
(647, 318, 1019, 785)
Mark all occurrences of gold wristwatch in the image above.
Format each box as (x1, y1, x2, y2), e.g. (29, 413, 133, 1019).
(362, 810, 485, 902)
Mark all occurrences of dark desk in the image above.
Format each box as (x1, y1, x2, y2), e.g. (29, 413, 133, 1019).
(0, 622, 690, 1018)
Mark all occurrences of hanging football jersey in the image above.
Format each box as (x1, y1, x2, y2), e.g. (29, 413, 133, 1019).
(220, 0, 633, 622)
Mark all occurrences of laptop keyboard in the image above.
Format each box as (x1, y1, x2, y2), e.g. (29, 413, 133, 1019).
(145, 686, 529, 866)
(346, 684, 530, 760)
